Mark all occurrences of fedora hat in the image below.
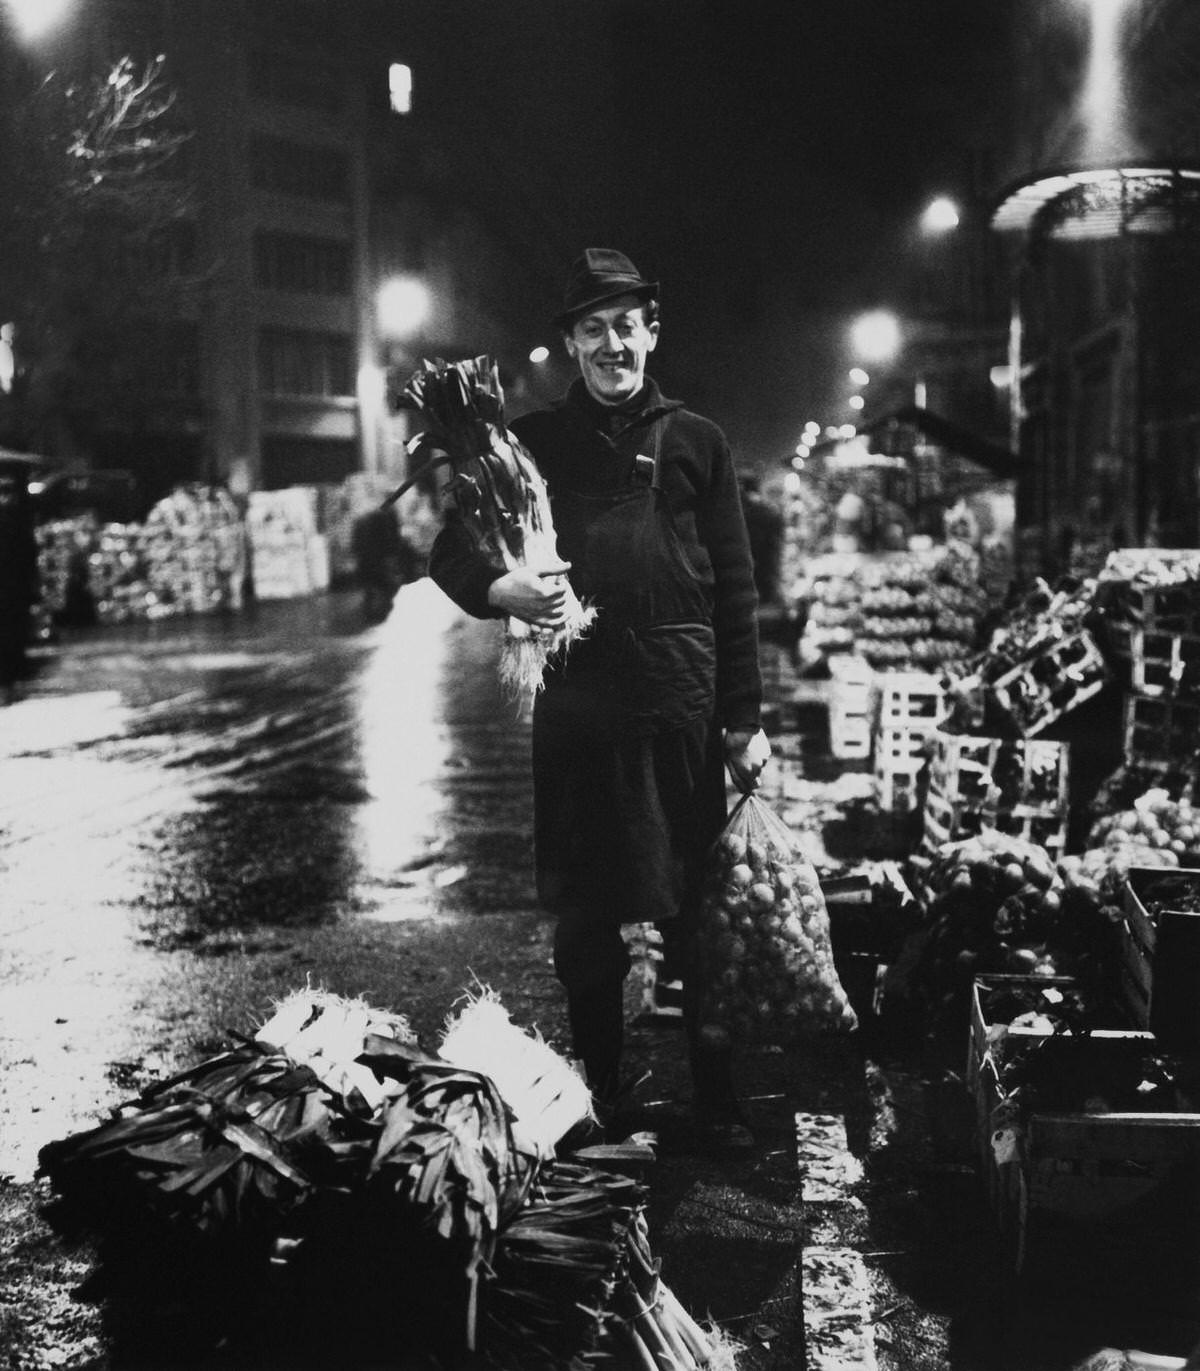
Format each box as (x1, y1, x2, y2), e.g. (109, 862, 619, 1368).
(553, 248, 659, 330)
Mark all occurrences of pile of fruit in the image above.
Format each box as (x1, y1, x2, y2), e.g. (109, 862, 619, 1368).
(914, 830, 1114, 1021)
(1085, 787, 1200, 866)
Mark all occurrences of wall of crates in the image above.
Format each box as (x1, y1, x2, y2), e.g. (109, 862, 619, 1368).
(34, 474, 433, 624)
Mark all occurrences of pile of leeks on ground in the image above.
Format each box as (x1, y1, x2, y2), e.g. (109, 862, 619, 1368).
(39, 986, 738, 1370)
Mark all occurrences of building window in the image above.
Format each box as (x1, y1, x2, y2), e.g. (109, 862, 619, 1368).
(250, 134, 349, 203)
(388, 62, 412, 114)
(249, 48, 344, 115)
(258, 327, 353, 397)
(261, 435, 358, 489)
(254, 230, 351, 295)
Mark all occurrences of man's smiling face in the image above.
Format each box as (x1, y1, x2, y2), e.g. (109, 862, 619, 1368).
(564, 294, 659, 405)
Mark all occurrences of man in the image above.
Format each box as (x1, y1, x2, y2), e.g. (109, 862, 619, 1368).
(429, 249, 770, 1147)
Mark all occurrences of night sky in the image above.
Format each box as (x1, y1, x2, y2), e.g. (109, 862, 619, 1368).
(398, 0, 1016, 465)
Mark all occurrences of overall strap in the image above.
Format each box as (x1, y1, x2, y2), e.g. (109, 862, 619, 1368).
(634, 412, 673, 490)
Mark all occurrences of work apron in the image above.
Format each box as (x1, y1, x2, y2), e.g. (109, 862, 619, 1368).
(532, 416, 729, 990)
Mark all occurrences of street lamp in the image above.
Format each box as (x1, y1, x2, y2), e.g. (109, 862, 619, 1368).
(921, 196, 961, 234)
(5, 0, 72, 40)
(377, 276, 431, 339)
(850, 310, 901, 366)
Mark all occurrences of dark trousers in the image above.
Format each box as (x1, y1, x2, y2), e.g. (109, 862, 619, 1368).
(553, 909, 738, 1115)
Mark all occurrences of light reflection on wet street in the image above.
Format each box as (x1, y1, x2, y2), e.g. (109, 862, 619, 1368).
(0, 581, 550, 1182)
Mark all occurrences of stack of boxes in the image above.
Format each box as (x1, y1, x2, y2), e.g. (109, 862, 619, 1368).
(827, 654, 873, 762)
(872, 670, 943, 813)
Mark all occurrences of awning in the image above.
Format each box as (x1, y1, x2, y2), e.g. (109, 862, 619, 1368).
(858, 406, 1023, 480)
(991, 163, 1200, 241)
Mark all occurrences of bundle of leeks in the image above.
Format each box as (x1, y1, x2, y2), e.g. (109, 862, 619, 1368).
(397, 355, 595, 698)
(37, 1039, 332, 1246)
(439, 984, 594, 1159)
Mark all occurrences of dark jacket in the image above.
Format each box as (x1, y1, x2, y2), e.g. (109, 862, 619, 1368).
(428, 378, 762, 732)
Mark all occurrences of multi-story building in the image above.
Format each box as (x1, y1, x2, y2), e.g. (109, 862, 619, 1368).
(42, 0, 584, 508)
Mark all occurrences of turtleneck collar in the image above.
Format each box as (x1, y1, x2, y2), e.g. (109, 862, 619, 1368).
(565, 376, 677, 434)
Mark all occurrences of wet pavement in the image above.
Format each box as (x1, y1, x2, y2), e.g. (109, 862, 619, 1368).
(1, 583, 1195, 1370)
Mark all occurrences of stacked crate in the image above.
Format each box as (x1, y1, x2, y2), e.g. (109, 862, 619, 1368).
(827, 653, 874, 762)
(921, 730, 1070, 858)
(988, 629, 1110, 737)
(872, 670, 943, 812)
(1106, 574, 1200, 778)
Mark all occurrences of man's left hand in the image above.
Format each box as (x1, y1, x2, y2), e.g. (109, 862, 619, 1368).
(724, 727, 771, 793)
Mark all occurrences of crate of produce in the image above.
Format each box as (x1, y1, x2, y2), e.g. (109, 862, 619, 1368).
(1120, 867, 1200, 1040)
(922, 732, 1070, 857)
(1123, 693, 1200, 768)
(976, 1019, 1200, 1290)
(967, 974, 1123, 1226)
(989, 629, 1109, 737)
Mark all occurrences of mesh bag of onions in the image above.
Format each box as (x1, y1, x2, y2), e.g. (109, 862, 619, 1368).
(695, 793, 858, 1047)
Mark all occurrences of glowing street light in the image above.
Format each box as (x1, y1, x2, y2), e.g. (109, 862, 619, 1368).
(850, 310, 901, 365)
(377, 276, 431, 339)
(848, 394, 865, 412)
(921, 196, 961, 234)
(848, 367, 869, 387)
(529, 346, 550, 365)
(5, 0, 73, 40)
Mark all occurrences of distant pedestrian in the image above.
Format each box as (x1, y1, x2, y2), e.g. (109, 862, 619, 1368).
(429, 248, 771, 1149)
(0, 462, 39, 702)
(738, 473, 786, 606)
(352, 505, 421, 624)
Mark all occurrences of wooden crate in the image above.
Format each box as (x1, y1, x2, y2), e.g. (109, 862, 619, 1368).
(828, 654, 874, 761)
(967, 974, 1086, 1222)
(1113, 579, 1200, 635)
(875, 669, 944, 728)
(1123, 693, 1200, 767)
(977, 1025, 1200, 1289)
(989, 629, 1109, 737)
(1126, 626, 1200, 698)
(1119, 867, 1200, 1034)
(873, 670, 943, 812)
(874, 724, 928, 812)
(921, 732, 1070, 857)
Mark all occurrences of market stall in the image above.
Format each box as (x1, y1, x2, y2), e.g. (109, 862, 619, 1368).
(784, 406, 1019, 675)
(885, 548, 1200, 1316)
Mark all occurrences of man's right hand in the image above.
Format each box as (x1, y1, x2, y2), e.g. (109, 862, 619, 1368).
(487, 563, 573, 629)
